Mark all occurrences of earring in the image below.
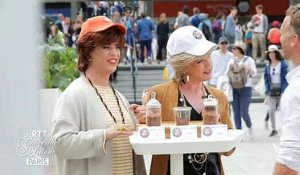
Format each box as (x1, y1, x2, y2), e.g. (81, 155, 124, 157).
(88, 58, 92, 62)
(186, 75, 190, 82)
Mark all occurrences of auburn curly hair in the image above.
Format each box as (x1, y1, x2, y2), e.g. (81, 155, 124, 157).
(76, 27, 125, 72)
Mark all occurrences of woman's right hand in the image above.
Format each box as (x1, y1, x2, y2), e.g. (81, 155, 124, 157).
(105, 124, 133, 140)
(129, 104, 146, 124)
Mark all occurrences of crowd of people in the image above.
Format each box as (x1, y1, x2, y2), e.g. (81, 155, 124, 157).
(50, 2, 300, 175)
(44, 2, 283, 66)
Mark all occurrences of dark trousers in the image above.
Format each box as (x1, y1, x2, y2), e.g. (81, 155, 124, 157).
(139, 39, 152, 63)
(232, 87, 252, 129)
(157, 36, 168, 61)
(213, 32, 222, 44)
(246, 43, 253, 57)
(227, 36, 235, 51)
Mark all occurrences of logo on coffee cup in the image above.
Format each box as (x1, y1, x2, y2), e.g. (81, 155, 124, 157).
(172, 127, 182, 137)
(202, 126, 213, 136)
(139, 128, 150, 138)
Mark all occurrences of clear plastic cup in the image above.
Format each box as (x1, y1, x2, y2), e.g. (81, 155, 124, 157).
(173, 107, 192, 126)
(202, 97, 218, 125)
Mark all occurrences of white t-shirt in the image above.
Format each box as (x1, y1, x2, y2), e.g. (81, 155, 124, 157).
(210, 50, 234, 86)
(271, 62, 281, 84)
(254, 14, 264, 33)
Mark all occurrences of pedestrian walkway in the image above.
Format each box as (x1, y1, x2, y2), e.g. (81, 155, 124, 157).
(222, 103, 279, 175)
(143, 103, 280, 175)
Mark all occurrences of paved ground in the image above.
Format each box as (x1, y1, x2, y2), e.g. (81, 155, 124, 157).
(144, 103, 280, 175)
(222, 103, 279, 175)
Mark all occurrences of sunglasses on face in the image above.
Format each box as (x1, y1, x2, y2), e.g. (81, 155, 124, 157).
(220, 42, 228, 45)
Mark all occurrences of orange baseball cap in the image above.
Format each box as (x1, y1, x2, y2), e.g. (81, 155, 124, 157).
(77, 16, 126, 42)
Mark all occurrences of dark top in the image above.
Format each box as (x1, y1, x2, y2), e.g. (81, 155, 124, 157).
(157, 22, 169, 37)
(167, 86, 220, 175)
(264, 60, 288, 95)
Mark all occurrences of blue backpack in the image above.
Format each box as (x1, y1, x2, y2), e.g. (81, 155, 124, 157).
(199, 22, 212, 41)
(245, 31, 253, 43)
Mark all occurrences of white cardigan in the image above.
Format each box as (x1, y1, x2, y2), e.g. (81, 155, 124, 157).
(52, 75, 145, 175)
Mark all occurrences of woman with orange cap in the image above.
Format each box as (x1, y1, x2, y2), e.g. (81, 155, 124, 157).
(51, 16, 146, 175)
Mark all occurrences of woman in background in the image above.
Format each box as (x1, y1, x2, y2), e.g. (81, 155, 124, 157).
(226, 43, 257, 136)
(264, 45, 288, 137)
(156, 13, 169, 63)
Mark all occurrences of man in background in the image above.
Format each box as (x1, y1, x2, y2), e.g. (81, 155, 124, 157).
(224, 6, 238, 46)
(174, 5, 190, 29)
(210, 37, 233, 87)
(251, 4, 268, 61)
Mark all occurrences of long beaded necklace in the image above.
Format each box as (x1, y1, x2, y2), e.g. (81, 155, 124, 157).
(86, 76, 125, 124)
(188, 153, 208, 175)
(179, 83, 210, 175)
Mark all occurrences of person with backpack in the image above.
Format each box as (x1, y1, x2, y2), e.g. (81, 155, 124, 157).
(198, 13, 212, 41)
(190, 7, 200, 28)
(267, 20, 281, 47)
(212, 12, 224, 44)
(226, 42, 257, 137)
(243, 22, 253, 57)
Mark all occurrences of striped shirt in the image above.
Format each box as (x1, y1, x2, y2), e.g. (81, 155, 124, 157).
(96, 86, 134, 175)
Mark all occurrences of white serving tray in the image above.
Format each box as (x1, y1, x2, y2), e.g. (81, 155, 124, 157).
(130, 129, 245, 155)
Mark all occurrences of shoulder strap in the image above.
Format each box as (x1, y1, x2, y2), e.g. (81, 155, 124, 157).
(243, 56, 248, 62)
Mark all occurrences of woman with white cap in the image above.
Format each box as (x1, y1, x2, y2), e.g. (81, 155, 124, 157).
(51, 16, 146, 175)
(226, 42, 257, 135)
(263, 45, 288, 137)
(140, 26, 233, 175)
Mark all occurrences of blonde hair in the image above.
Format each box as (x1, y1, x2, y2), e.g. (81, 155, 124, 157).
(159, 13, 167, 23)
(169, 49, 213, 83)
(286, 4, 300, 36)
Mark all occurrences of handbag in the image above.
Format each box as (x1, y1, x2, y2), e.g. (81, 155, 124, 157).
(270, 87, 281, 97)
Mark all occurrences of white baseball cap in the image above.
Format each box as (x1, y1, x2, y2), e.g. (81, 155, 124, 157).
(167, 26, 217, 58)
(267, 45, 279, 52)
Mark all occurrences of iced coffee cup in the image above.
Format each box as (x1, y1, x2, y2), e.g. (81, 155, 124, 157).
(173, 107, 192, 125)
(202, 97, 218, 125)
